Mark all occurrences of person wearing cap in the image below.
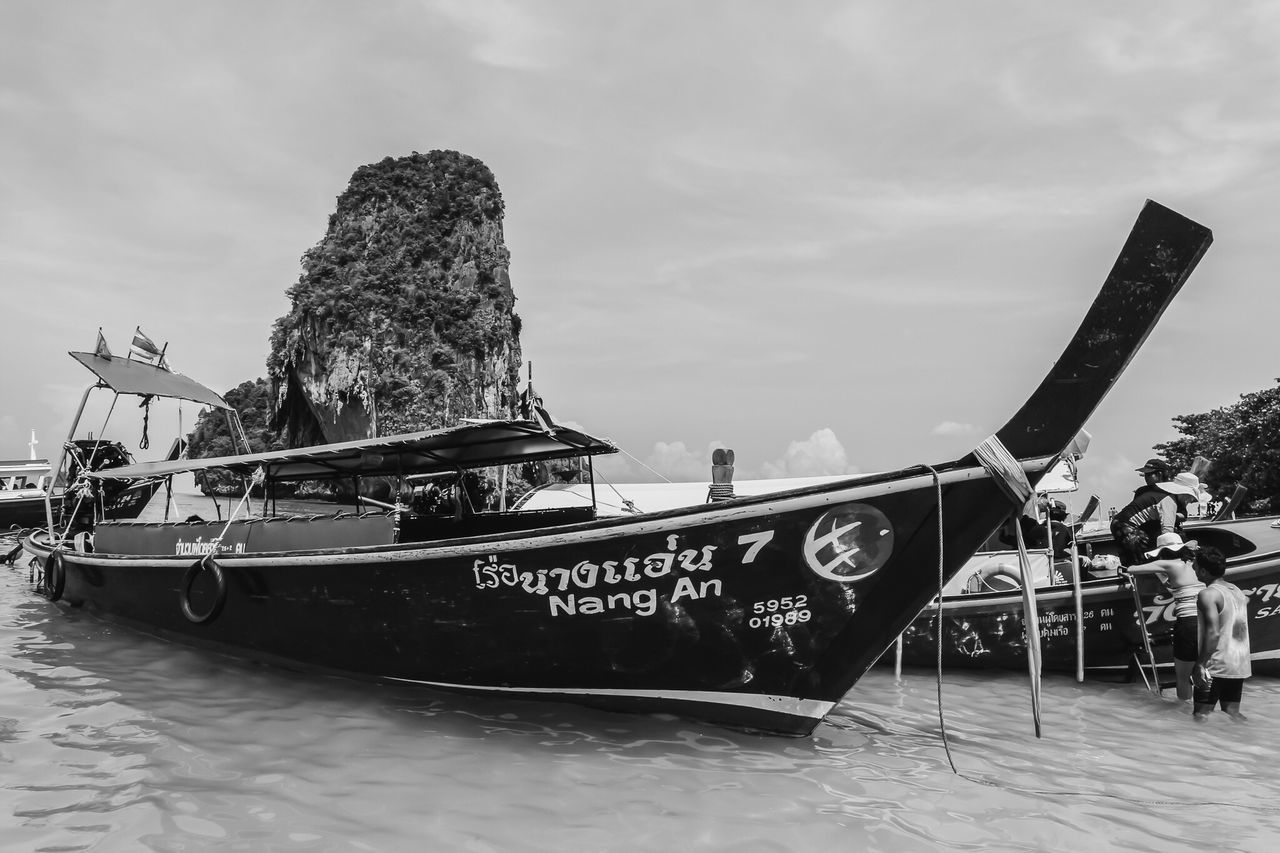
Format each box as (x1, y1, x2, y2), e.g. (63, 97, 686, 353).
(1124, 532, 1204, 700)
(1192, 546, 1251, 718)
(1134, 458, 1171, 495)
(1109, 470, 1204, 566)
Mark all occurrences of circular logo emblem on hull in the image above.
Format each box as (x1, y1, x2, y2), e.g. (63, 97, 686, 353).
(802, 504, 894, 582)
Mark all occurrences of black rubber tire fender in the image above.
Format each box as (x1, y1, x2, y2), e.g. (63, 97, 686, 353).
(45, 549, 66, 602)
(179, 556, 227, 624)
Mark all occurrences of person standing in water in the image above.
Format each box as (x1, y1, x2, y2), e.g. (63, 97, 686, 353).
(1125, 533, 1203, 700)
(1193, 546, 1251, 719)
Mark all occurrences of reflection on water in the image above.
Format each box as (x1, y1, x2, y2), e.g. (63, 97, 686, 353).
(4, 529, 1280, 852)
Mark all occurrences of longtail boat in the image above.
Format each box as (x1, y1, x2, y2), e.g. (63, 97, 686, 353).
(23, 201, 1211, 735)
(2, 440, 176, 532)
(893, 514, 1280, 678)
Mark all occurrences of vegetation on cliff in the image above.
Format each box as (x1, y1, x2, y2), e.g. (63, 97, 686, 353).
(267, 150, 523, 445)
(187, 150, 534, 501)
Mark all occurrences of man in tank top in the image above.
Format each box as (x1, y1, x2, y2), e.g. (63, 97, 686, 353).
(1125, 532, 1203, 700)
(1192, 546, 1251, 718)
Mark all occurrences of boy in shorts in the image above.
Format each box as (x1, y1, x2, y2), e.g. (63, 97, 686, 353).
(1192, 546, 1251, 718)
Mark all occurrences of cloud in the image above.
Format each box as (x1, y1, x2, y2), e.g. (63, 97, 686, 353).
(428, 0, 564, 69)
(932, 421, 976, 437)
(586, 429, 861, 485)
(758, 429, 858, 479)
(644, 440, 728, 483)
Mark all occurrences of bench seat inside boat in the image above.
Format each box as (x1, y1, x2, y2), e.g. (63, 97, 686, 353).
(94, 512, 397, 556)
(91, 505, 598, 556)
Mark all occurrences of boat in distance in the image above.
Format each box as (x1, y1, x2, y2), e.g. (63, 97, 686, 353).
(24, 200, 1212, 735)
(2, 440, 175, 533)
(894, 513, 1280, 677)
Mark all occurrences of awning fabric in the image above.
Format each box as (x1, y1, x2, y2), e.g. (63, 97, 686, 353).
(86, 420, 618, 482)
(70, 352, 231, 409)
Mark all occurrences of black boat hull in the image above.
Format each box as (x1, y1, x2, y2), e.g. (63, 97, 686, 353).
(29, 464, 1044, 734)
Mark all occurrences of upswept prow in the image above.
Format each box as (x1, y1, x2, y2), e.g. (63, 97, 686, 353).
(994, 200, 1212, 462)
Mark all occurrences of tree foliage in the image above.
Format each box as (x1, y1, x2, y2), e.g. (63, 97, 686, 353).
(1153, 380, 1280, 515)
(187, 379, 287, 496)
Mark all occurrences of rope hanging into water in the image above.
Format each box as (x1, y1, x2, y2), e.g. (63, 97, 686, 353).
(922, 458, 1277, 813)
(925, 464, 961, 775)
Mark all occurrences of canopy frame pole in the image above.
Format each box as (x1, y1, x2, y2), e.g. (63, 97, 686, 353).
(588, 456, 597, 512)
(230, 410, 251, 454)
(44, 383, 97, 537)
(82, 392, 120, 480)
(1071, 537, 1085, 682)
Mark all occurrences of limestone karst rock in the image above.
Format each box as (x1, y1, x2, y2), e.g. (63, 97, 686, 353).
(267, 150, 523, 446)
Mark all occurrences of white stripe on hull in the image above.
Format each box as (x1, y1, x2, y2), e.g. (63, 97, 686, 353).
(382, 677, 835, 721)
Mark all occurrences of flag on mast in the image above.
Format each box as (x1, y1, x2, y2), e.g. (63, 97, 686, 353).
(94, 328, 112, 359)
(129, 327, 162, 363)
(518, 384, 555, 433)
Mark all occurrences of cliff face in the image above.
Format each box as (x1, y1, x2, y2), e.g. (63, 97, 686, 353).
(267, 151, 523, 445)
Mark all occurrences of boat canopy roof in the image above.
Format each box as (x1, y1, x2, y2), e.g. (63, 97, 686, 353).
(71, 352, 232, 409)
(85, 420, 618, 482)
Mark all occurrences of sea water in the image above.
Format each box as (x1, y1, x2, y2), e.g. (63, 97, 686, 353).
(4, 513, 1280, 852)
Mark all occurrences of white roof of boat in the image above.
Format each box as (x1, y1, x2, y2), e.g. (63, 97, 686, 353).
(69, 352, 231, 409)
(518, 458, 1079, 517)
(0, 459, 51, 473)
(85, 420, 618, 482)
(519, 475, 860, 516)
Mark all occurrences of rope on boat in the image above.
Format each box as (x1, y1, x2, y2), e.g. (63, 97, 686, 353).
(138, 394, 153, 450)
(972, 435, 1034, 507)
(925, 464, 961, 775)
(706, 483, 734, 503)
(613, 446, 674, 483)
(582, 466, 640, 514)
(201, 466, 266, 556)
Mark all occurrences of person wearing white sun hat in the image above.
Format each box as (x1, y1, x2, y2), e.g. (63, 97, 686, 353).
(1157, 471, 1206, 526)
(1110, 471, 1200, 566)
(1125, 532, 1203, 700)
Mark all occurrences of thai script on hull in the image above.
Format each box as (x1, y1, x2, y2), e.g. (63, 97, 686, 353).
(174, 537, 246, 556)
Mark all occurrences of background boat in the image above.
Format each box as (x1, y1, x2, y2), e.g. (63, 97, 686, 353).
(894, 513, 1280, 678)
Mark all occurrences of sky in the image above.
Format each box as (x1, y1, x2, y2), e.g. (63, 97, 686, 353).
(2, 0, 1278, 516)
